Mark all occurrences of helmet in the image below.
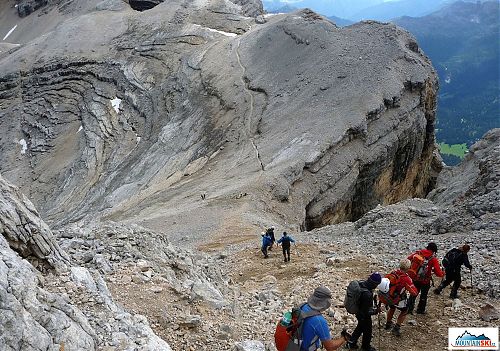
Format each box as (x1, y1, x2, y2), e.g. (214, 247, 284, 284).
(271, 226, 275, 230)
(378, 278, 390, 294)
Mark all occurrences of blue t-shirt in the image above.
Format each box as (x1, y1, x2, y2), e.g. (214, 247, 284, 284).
(300, 304, 331, 350)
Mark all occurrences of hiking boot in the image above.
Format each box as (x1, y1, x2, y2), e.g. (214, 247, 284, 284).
(384, 321, 394, 330)
(284, 258, 287, 262)
(345, 341, 359, 349)
(449, 294, 460, 299)
(416, 310, 426, 315)
(433, 288, 442, 295)
(392, 324, 401, 337)
(360, 346, 376, 351)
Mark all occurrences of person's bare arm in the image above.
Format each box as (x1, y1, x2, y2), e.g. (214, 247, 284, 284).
(322, 337, 346, 351)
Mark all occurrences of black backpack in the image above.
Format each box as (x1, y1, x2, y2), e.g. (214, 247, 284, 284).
(442, 248, 461, 269)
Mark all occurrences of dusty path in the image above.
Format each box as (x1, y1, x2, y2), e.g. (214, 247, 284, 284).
(108, 236, 496, 351)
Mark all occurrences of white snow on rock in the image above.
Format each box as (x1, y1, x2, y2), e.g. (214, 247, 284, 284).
(77, 125, 83, 133)
(19, 139, 27, 154)
(193, 24, 237, 37)
(3, 25, 18, 41)
(110, 97, 122, 113)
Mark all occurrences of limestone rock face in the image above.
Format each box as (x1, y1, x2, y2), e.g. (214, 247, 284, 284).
(0, 174, 175, 350)
(0, 1, 439, 241)
(0, 174, 69, 271)
(0, 223, 95, 351)
(230, 0, 264, 17)
(16, 0, 48, 17)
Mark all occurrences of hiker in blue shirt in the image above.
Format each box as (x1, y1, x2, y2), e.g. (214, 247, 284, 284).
(301, 287, 349, 350)
(277, 231, 296, 262)
(261, 233, 272, 258)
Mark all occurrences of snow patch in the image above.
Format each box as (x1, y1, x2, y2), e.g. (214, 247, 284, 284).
(19, 139, 27, 154)
(264, 13, 284, 18)
(77, 125, 83, 133)
(3, 25, 18, 41)
(136, 136, 141, 143)
(193, 24, 237, 37)
(110, 97, 122, 113)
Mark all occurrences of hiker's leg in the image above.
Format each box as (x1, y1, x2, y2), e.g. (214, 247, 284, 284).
(396, 308, 408, 325)
(450, 271, 461, 298)
(360, 317, 373, 349)
(407, 292, 417, 314)
(286, 247, 290, 261)
(386, 306, 395, 323)
(385, 306, 396, 329)
(282, 246, 287, 261)
(438, 270, 454, 291)
(416, 283, 430, 313)
(349, 316, 363, 346)
(408, 281, 423, 313)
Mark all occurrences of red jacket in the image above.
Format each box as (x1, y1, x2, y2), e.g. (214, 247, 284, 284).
(407, 249, 444, 284)
(392, 269, 419, 297)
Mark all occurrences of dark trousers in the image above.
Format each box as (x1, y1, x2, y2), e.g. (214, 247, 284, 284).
(408, 280, 430, 313)
(282, 246, 290, 261)
(261, 246, 268, 258)
(439, 269, 461, 297)
(350, 315, 372, 349)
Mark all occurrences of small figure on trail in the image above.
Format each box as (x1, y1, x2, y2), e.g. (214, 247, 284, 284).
(266, 226, 276, 251)
(434, 244, 472, 299)
(378, 259, 418, 337)
(406, 242, 444, 314)
(261, 232, 272, 258)
(345, 272, 382, 351)
(275, 286, 349, 351)
(277, 231, 296, 262)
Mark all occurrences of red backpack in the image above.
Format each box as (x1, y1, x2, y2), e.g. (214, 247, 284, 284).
(378, 271, 406, 306)
(408, 252, 433, 282)
(275, 304, 320, 351)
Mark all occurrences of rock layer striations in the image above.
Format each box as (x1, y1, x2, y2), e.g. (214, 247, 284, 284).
(0, 0, 439, 240)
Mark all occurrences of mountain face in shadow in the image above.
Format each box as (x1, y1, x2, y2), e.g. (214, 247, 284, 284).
(394, 1, 500, 147)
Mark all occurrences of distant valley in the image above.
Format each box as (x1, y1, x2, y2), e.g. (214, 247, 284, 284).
(264, 0, 500, 165)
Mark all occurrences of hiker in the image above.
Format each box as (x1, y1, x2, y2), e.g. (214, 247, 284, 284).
(406, 242, 444, 314)
(434, 244, 472, 299)
(346, 272, 382, 351)
(261, 232, 272, 258)
(378, 259, 419, 337)
(277, 231, 296, 262)
(266, 226, 276, 250)
(298, 286, 348, 350)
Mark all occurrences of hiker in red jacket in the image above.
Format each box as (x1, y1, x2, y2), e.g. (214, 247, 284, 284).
(406, 242, 444, 314)
(378, 259, 419, 337)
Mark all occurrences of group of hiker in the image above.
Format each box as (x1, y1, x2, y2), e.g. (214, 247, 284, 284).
(261, 226, 296, 262)
(275, 242, 473, 351)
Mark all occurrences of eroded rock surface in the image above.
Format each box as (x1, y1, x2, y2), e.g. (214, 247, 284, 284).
(0, 175, 175, 350)
(1, 1, 439, 243)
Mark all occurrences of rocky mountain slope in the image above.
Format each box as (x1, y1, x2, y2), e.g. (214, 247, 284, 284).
(1, 130, 497, 350)
(1, 0, 440, 243)
(1, 1, 498, 350)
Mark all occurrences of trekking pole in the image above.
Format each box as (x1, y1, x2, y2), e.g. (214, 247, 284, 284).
(374, 295, 381, 351)
(470, 268, 474, 296)
(440, 278, 445, 317)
